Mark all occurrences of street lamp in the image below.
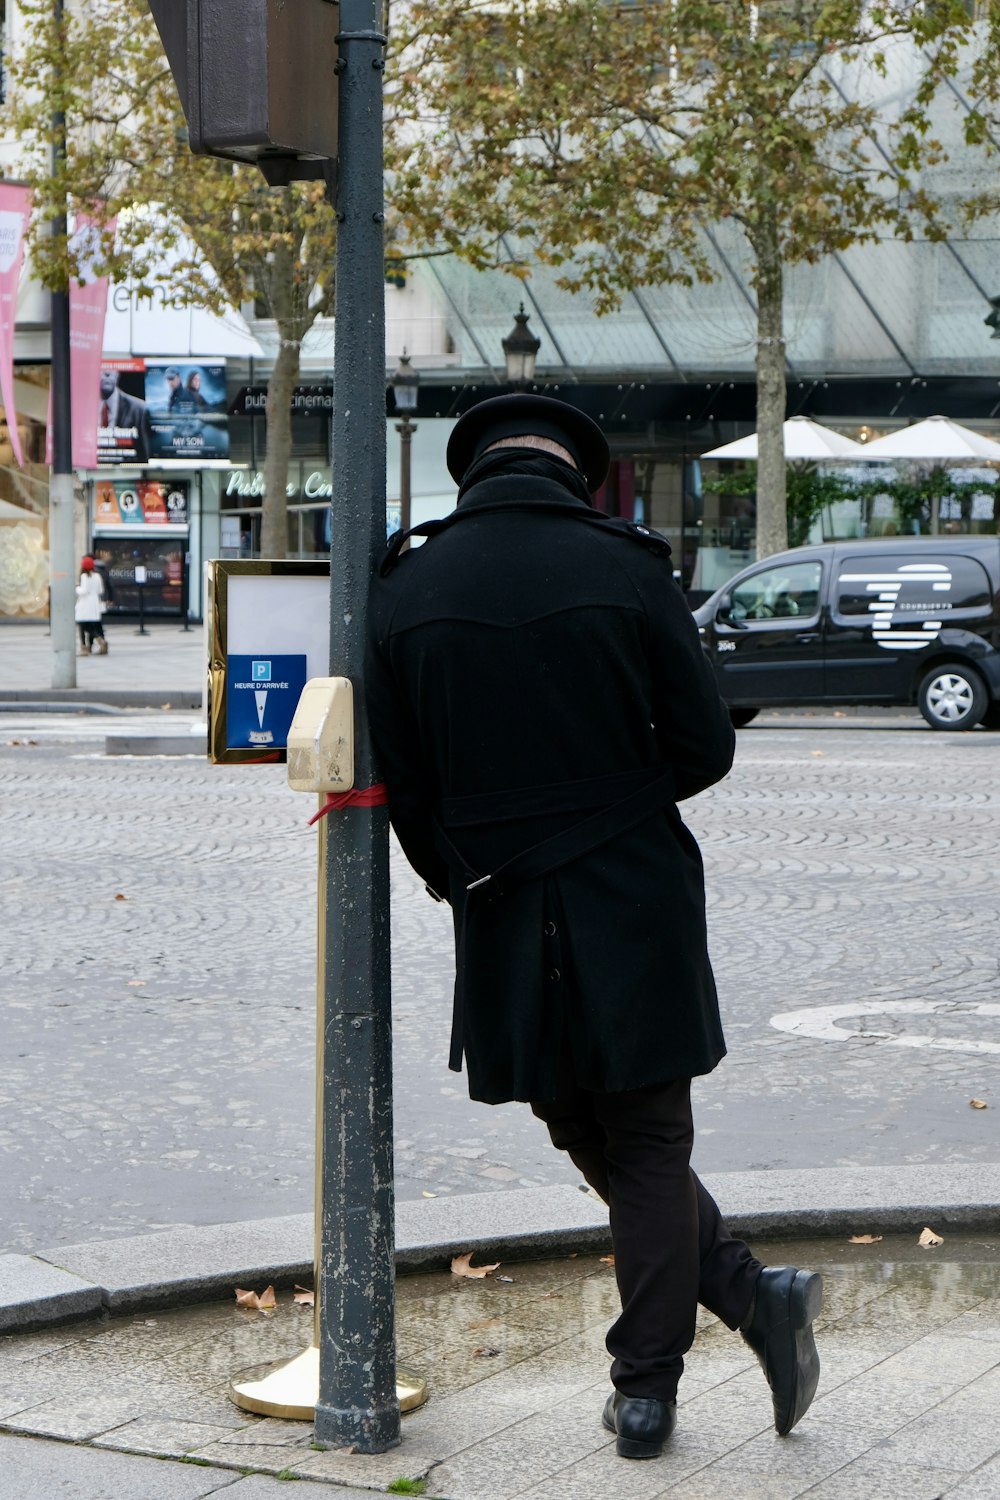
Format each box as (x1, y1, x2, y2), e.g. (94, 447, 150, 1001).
(502, 303, 541, 388)
(391, 351, 419, 535)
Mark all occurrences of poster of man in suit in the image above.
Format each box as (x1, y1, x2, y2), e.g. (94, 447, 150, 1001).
(97, 361, 152, 464)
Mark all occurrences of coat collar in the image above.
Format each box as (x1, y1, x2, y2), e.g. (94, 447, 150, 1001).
(455, 473, 594, 517)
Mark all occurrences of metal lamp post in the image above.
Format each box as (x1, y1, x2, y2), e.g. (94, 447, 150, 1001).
(49, 0, 76, 689)
(391, 351, 419, 535)
(502, 303, 541, 388)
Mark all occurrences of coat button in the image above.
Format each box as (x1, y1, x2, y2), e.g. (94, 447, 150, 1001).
(549, 968, 561, 983)
(544, 921, 557, 937)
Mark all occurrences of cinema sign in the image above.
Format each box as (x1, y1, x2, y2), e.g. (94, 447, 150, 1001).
(224, 466, 333, 501)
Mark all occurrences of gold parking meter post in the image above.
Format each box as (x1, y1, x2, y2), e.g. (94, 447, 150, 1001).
(228, 683, 426, 1421)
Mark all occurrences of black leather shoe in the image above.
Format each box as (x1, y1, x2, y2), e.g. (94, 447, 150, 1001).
(741, 1266, 822, 1435)
(602, 1391, 677, 1459)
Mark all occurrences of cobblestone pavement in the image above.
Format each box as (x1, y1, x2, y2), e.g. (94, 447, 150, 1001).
(4, 1235, 1000, 1499)
(1, 715, 998, 1255)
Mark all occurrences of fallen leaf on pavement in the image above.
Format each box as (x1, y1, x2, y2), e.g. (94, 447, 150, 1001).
(128, 980, 146, 987)
(293, 1286, 315, 1306)
(496, 1275, 514, 1284)
(114, 893, 128, 901)
(848, 1235, 883, 1244)
(810, 751, 825, 757)
(422, 1191, 437, 1198)
(451, 1253, 500, 1279)
(970, 1098, 988, 1110)
(472, 1346, 501, 1358)
(918, 1227, 944, 1248)
(600, 1254, 616, 1266)
(235, 1285, 277, 1310)
(540, 1292, 561, 1300)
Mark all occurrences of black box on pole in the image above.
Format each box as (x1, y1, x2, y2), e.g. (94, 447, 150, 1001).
(147, 0, 338, 182)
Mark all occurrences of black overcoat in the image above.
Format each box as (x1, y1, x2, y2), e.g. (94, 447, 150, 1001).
(365, 455, 736, 1105)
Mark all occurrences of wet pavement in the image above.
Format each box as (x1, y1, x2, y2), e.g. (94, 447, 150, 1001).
(2, 1234, 1000, 1498)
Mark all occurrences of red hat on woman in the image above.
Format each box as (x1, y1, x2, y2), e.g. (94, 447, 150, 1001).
(81, 556, 95, 571)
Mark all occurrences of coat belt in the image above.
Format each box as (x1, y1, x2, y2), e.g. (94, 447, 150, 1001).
(433, 765, 677, 894)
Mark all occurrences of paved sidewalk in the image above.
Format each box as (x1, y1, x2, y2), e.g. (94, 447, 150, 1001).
(0, 619, 205, 706)
(0, 1434, 378, 1500)
(3, 1231, 1000, 1499)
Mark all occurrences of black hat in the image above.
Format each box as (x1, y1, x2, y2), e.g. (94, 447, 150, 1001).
(447, 393, 610, 491)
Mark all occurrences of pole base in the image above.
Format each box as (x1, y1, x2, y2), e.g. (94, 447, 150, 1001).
(229, 1344, 427, 1421)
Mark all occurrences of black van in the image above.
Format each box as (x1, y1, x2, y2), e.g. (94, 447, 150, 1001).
(691, 538, 1000, 730)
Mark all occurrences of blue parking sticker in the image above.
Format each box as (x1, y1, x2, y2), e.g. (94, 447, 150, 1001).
(227, 654, 308, 749)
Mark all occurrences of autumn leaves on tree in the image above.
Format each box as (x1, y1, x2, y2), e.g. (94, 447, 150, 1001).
(387, 0, 994, 558)
(5, 0, 998, 560)
(4, 0, 337, 559)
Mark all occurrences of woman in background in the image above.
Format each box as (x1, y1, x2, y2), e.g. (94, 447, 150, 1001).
(75, 555, 106, 655)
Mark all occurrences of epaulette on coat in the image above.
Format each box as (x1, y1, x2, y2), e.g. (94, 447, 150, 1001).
(378, 509, 672, 577)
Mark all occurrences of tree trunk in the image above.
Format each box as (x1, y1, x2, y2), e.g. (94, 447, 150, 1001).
(752, 211, 788, 560)
(259, 331, 301, 559)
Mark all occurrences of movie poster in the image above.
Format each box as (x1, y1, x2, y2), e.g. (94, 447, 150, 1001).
(97, 358, 151, 465)
(96, 358, 229, 466)
(145, 360, 229, 460)
(93, 478, 189, 526)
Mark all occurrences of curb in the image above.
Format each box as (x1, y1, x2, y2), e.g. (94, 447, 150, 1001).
(0, 689, 202, 709)
(105, 734, 208, 756)
(3, 1166, 999, 1337)
(0, 700, 124, 716)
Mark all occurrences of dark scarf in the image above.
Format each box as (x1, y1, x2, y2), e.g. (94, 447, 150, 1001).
(457, 447, 595, 507)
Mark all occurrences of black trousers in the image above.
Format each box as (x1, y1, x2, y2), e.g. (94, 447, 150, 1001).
(531, 1050, 762, 1403)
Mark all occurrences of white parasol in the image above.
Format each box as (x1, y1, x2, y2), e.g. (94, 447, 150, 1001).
(701, 416, 867, 462)
(858, 415, 1000, 462)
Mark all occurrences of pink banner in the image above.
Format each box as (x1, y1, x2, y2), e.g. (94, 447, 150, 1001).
(0, 184, 32, 468)
(68, 217, 116, 469)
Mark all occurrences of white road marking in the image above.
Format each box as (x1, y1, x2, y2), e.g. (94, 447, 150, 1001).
(771, 1000, 1000, 1055)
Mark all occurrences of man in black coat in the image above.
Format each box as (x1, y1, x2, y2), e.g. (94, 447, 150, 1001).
(366, 393, 822, 1459)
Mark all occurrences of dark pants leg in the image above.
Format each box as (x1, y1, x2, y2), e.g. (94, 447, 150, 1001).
(531, 1055, 762, 1402)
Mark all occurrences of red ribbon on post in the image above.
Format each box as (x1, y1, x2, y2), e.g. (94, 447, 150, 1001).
(307, 783, 389, 826)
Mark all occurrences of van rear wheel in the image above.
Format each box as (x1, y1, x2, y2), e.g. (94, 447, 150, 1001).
(917, 663, 988, 730)
(979, 702, 1000, 731)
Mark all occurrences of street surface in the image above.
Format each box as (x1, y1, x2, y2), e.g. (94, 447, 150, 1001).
(1, 703, 998, 1255)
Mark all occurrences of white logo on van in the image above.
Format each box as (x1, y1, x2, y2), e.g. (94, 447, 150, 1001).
(838, 563, 953, 651)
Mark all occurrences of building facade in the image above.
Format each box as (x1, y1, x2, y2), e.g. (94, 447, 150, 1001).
(2, 6, 1000, 619)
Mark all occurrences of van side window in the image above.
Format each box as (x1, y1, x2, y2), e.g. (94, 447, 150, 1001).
(834, 555, 992, 620)
(728, 561, 822, 623)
